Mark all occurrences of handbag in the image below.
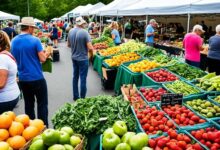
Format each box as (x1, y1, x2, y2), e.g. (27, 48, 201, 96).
(42, 58, 52, 73)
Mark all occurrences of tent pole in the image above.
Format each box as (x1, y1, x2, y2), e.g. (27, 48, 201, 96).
(187, 13, 191, 33)
(117, 10, 119, 21)
(146, 15, 148, 24)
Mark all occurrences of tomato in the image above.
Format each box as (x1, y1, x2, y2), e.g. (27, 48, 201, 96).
(167, 129, 177, 138)
(195, 131, 202, 140)
(193, 143, 203, 150)
(177, 134, 183, 141)
(149, 126, 154, 132)
(191, 115, 200, 122)
(183, 135, 191, 143)
(166, 120, 174, 127)
(149, 139, 156, 148)
(178, 141, 187, 149)
(143, 123, 150, 130)
(142, 118, 148, 124)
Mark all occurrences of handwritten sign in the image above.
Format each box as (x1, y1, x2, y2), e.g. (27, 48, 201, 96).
(161, 93, 183, 106)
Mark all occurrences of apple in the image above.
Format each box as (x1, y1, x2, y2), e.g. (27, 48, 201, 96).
(121, 132, 135, 143)
(115, 143, 131, 150)
(60, 126, 74, 136)
(0, 142, 10, 150)
(42, 129, 60, 146)
(102, 132, 121, 149)
(48, 144, 65, 150)
(64, 144, 74, 150)
(113, 121, 128, 136)
(129, 133, 148, 150)
(70, 135, 81, 147)
(142, 147, 153, 150)
(59, 131, 70, 144)
(32, 135, 43, 143)
(29, 139, 46, 150)
(103, 128, 114, 136)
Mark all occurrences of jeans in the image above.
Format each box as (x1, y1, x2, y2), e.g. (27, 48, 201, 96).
(146, 42, 154, 47)
(0, 97, 19, 114)
(72, 59, 89, 100)
(19, 79, 48, 126)
(185, 59, 200, 68)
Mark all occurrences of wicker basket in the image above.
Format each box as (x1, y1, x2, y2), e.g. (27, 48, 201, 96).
(74, 134, 85, 150)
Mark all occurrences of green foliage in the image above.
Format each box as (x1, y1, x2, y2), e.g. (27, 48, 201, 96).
(0, 0, 113, 21)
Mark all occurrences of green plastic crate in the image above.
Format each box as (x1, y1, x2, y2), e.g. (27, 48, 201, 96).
(137, 85, 169, 106)
(208, 95, 220, 106)
(183, 94, 220, 121)
(142, 68, 181, 86)
(191, 81, 220, 96)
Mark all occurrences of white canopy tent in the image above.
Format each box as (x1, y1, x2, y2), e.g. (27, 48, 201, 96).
(68, 4, 93, 17)
(34, 18, 44, 23)
(81, 2, 105, 16)
(0, 11, 20, 20)
(190, 0, 220, 14)
(88, 3, 106, 15)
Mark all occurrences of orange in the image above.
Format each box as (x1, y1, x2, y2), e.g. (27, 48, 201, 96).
(22, 126, 39, 141)
(0, 141, 10, 150)
(15, 114, 30, 127)
(9, 121, 24, 136)
(7, 135, 26, 149)
(0, 114, 13, 129)
(0, 129, 9, 141)
(3, 111, 16, 121)
(29, 119, 45, 132)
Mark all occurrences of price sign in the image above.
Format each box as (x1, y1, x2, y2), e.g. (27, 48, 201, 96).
(161, 93, 183, 107)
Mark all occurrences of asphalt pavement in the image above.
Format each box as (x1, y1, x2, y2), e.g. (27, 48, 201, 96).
(14, 41, 113, 127)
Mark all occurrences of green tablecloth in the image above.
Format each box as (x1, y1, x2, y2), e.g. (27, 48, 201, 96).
(92, 54, 108, 77)
(114, 65, 143, 94)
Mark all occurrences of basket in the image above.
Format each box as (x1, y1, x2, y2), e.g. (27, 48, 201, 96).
(74, 134, 85, 150)
(142, 68, 180, 86)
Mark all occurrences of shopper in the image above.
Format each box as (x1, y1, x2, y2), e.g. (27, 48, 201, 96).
(109, 21, 121, 45)
(183, 25, 204, 68)
(145, 19, 157, 46)
(124, 20, 132, 38)
(11, 17, 50, 126)
(207, 25, 220, 75)
(0, 31, 20, 114)
(67, 17, 94, 101)
(88, 22, 95, 34)
(2, 21, 17, 40)
(51, 24, 58, 48)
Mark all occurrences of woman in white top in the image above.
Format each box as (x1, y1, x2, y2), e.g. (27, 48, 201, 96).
(0, 30, 20, 113)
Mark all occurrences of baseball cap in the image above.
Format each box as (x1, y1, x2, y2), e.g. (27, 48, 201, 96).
(193, 24, 205, 33)
(75, 17, 87, 26)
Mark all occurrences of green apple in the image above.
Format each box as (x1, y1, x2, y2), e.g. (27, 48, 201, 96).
(64, 144, 74, 150)
(115, 143, 131, 150)
(59, 131, 70, 144)
(103, 128, 114, 136)
(129, 133, 149, 150)
(121, 132, 135, 143)
(48, 144, 65, 150)
(70, 135, 81, 147)
(0, 142, 10, 150)
(60, 126, 74, 136)
(32, 135, 43, 143)
(42, 129, 60, 146)
(113, 121, 127, 136)
(142, 147, 153, 150)
(29, 139, 46, 150)
(102, 132, 121, 149)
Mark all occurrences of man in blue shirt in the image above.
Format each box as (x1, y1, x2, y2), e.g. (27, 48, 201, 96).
(3, 21, 17, 40)
(11, 17, 50, 126)
(145, 19, 158, 46)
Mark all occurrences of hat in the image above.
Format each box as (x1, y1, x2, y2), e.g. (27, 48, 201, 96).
(193, 24, 205, 33)
(149, 19, 157, 24)
(18, 17, 38, 29)
(75, 17, 87, 26)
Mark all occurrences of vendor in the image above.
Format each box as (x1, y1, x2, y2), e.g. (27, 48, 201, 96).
(145, 19, 157, 47)
(207, 25, 220, 75)
(109, 21, 121, 45)
(183, 25, 205, 68)
(88, 22, 95, 34)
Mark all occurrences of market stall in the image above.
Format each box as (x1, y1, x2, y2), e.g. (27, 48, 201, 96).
(0, 11, 20, 20)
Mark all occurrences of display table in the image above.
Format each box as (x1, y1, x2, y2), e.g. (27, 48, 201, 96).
(154, 43, 183, 56)
(92, 54, 109, 77)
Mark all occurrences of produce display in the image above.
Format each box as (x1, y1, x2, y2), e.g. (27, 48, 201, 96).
(52, 96, 136, 135)
(196, 73, 220, 91)
(139, 87, 168, 102)
(104, 52, 141, 67)
(29, 126, 82, 150)
(98, 46, 121, 57)
(102, 121, 150, 150)
(93, 42, 109, 50)
(167, 63, 206, 80)
(186, 99, 220, 118)
(128, 60, 160, 73)
(102, 27, 112, 38)
(214, 95, 220, 104)
(137, 47, 163, 57)
(119, 40, 146, 53)
(151, 55, 178, 66)
(162, 104, 206, 126)
(135, 106, 176, 135)
(92, 35, 114, 47)
(148, 129, 203, 150)
(146, 69, 179, 82)
(164, 80, 201, 96)
(0, 111, 45, 149)
(190, 127, 220, 149)
(121, 85, 146, 109)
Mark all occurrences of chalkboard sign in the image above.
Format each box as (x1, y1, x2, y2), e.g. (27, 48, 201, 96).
(161, 93, 183, 106)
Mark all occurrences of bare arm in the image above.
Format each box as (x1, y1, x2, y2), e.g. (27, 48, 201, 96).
(38, 51, 50, 63)
(87, 42, 94, 52)
(0, 70, 8, 89)
(112, 34, 116, 40)
(146, 32, 154, 37)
